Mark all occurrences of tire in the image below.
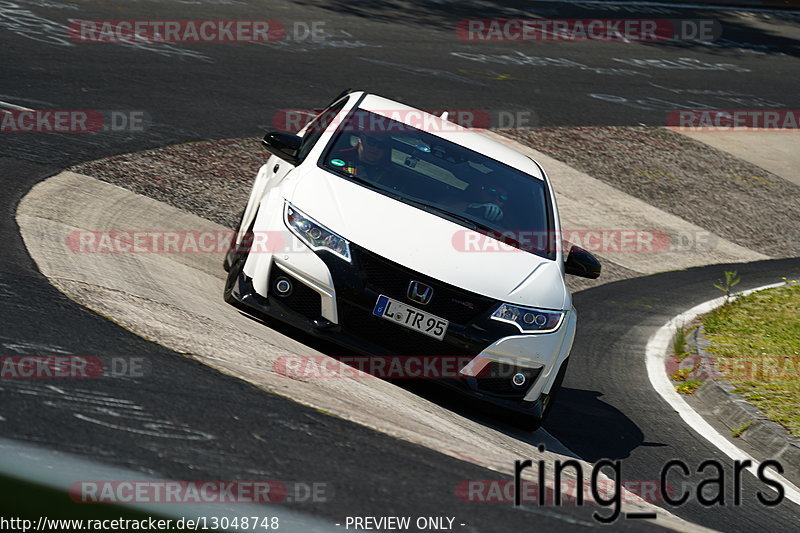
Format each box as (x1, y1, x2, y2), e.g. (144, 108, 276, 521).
(515, 413, 543, 432)
(223, 209, 246, 272)
(223, 210, 256, 306)
(516, 358, 569, 431)
(540, 358, 570, 424)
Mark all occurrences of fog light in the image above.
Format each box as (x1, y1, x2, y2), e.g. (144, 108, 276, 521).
(512, 373, 526, 387)
(274, 277, 292, 296)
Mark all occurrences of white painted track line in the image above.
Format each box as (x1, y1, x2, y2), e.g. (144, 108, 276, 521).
(0, 99, 35, 112)
(645, 283, 800, 506)
(526, 0, 800, 14)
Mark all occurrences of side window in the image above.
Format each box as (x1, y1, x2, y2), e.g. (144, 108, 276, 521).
(297, 99, 347, 162)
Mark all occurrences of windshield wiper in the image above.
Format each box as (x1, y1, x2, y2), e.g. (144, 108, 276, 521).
(336, 169, 375, 188)
(334, 169, 408, 201)
(410, 201, 530, 249)
(401, 199, 483, 231)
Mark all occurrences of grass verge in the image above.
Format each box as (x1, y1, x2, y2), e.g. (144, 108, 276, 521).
(702, 281, 800, 438)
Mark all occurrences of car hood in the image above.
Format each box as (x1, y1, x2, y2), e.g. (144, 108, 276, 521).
(287, 168, 568, 310)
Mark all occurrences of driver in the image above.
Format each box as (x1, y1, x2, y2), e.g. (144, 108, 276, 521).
(329, 131, 390, 181)
(465, 180, 508, 223)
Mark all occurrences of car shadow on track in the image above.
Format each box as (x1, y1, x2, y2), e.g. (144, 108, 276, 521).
(237, 307, 654, 462)
(543, 388, 667, 462)
(397, 381, 665, 462)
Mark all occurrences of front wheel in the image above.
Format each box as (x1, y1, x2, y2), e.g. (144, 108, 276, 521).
(223, 210, 256, 306)
(223, 209, 246, 272)
(515, 358, 569, 431)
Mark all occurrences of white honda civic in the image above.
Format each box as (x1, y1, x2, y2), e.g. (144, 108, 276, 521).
(224, 90, 600, 429)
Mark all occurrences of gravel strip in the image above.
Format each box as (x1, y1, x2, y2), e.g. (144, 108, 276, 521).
(496, 127, 800, 259)
(71, 138, 269, 230)
(70, 128, 797, 291)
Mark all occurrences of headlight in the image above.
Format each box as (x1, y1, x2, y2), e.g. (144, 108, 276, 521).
(491, 304, 564, 333)
(284, 203, 351, 262)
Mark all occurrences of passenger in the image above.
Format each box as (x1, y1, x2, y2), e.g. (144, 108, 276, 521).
(466, 181, 508, 222)
(445, 176, 508, 223)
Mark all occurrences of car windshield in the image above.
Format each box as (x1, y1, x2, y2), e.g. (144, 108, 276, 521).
(321, 109, 552, 257)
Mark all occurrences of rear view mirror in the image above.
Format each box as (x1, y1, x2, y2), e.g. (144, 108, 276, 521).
(262, 132, 302, 165)
(564, 245, 601, 279)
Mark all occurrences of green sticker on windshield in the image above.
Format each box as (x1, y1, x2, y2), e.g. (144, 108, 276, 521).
(330, 158, 345, 167)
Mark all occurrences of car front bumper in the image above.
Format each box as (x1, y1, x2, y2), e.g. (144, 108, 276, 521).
(230, 220, 576, 415)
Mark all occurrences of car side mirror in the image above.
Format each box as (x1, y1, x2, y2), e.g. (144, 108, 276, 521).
(262, 132, 302, 165)
(564, 245, 601, 279)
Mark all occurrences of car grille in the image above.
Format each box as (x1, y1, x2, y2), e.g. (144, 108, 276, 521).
(355, 248, 496, 325)
(268, 267, 322, 320)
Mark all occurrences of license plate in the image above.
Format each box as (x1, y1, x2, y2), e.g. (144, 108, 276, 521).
(372, 295, 449, 340)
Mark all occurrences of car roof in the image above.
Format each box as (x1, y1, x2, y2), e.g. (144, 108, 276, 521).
(354, 93, 545, 181)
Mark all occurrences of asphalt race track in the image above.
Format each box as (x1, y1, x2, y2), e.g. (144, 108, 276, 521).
(551, 258, 800, 530)
(2, 0, 800, 531)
